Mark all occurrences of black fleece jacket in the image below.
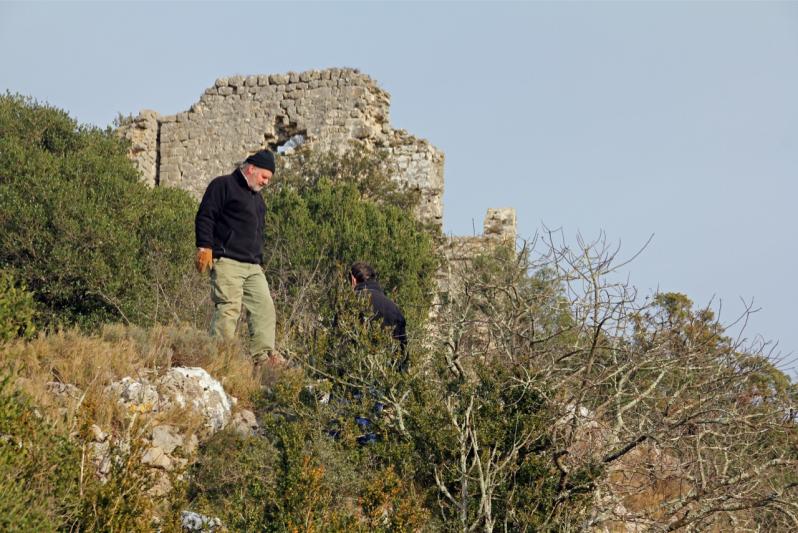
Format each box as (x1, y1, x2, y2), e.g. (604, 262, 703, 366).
(354, 279, 407, 347)
(195, 169, 266, 264)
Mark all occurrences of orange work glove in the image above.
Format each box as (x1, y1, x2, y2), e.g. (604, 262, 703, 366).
(195, 247, 213, 273)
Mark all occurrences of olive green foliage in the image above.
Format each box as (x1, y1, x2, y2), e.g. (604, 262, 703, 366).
(189, 431, 280, 531)
(277, 146, 422, 215)
(0, 374, 80, 531)
(406, 355, 566, 531)
(0, 270, 38, 341)
(264, 145, 439, 330)
(0, 93, 200, 330)
(187, 293, 432, 531)
(406, 245, 595, 531)
(185, 250, 576, 531)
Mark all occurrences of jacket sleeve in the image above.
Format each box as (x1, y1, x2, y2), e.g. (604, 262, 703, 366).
(391, 310, 407, 346)
(195, 178, 224, 249)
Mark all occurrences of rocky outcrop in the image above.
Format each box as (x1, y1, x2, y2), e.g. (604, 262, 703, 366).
(105, 366, 235, 435)
(55, 367, 258, 496)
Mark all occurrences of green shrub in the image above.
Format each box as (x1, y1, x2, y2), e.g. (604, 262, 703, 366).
(188, 430, 279, 531)
(189, 426, 359, 532)
(0, 270, 37, 341)
(0, 93, 201, 330)
(0, 373, 81, 531)
(264, 169, 440, 333)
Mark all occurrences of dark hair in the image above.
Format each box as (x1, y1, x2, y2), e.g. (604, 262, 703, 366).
(349, 261, 376, 284)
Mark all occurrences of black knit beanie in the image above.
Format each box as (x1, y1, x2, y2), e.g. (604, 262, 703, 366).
(245, 150, 276, 172)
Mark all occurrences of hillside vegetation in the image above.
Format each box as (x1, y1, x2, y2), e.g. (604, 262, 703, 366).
(0, 94, 796, 532)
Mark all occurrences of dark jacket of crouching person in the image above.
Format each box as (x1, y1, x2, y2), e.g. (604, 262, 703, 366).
(349, 261, 408, 369)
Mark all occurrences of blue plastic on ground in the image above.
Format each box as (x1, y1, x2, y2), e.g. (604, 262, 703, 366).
(356, 433, 379, 445)
(354, 416, 372, 428)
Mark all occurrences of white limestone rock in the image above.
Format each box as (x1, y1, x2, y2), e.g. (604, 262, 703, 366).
(156, 367, 234, 434)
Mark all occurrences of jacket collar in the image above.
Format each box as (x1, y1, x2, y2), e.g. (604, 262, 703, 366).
(354, 279, 384, 294)
(234, 168, 256, 193)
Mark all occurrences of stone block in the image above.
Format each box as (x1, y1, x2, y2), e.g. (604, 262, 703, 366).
(270, 73, 288, 85)
(152, 424, 183, 455)
(142, 446, 173, 471)
(231, 409, 259, 437)
(90, 424, 108, 443)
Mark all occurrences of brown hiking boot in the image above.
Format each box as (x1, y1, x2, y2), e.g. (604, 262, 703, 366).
(266, 351, 287, 367)
(252, 351, 288, 385)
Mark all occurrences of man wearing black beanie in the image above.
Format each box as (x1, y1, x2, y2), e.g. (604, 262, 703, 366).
(195, 150, 282, 377)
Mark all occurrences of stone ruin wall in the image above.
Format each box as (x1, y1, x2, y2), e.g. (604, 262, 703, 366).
(119, 67, 516, 277)
(119, 68, 444, 226)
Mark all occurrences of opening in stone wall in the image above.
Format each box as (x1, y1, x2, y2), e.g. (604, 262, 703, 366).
(276, 134, 305, 155)
(265, 117, 307, 155)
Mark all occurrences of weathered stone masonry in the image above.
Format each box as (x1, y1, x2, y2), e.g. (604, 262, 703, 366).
(119, 67, 516, 286)
(119, 68, 445, 226)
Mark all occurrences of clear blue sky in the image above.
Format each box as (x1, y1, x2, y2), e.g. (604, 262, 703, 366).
(2, 1, 796, 375)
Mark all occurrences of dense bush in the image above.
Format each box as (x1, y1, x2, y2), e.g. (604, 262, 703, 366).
(0, 269, 37, 341)
(0, 93, 201, 330)
(265, 146, 440, 334)
(187, 235, 796, 532)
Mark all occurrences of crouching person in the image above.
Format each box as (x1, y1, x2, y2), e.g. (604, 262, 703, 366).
(348, 261, 408, 369)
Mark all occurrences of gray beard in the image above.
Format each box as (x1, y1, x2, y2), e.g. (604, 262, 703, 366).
(245, 176, 263, 192)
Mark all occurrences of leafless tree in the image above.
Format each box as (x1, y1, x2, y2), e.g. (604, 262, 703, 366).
(428, 229, 797, 532)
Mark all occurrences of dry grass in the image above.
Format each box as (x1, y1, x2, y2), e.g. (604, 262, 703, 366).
(0, 324, 262, 439)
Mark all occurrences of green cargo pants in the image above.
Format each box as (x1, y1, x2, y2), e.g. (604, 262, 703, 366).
(210, 257, 276, 360)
